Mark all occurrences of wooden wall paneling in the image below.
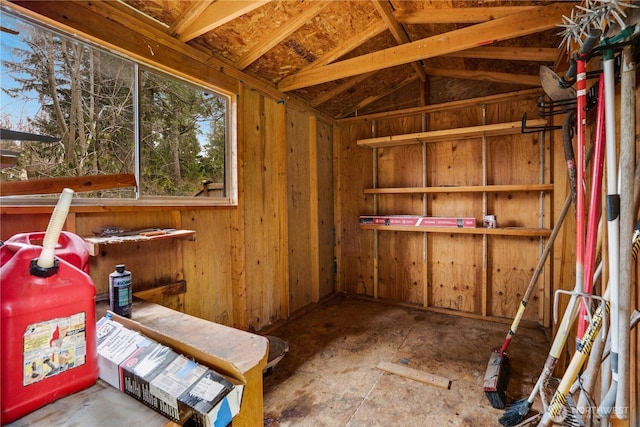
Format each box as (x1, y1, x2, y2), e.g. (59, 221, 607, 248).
(275, 101, 289, 322)
(316, 119, 335, 299)
(333, 125, 343, 293)
(489, 235, 542, 321)
(286, 107, 312, 312)
(0, 213, 51, 239)
(375, 143, 423, 304)
(339, 92, 557, 323)
(426, 139, 483, 187)
(231, 83, 248, 330)
(337, 122, 375, 296)
(309, 115, 320, 303)
(181, 209, 234, 325)
(428, 234, 482, 314)
(378, 231, 423, 304)
(242, 89, 285, 330)
(373, 115, 424, 305)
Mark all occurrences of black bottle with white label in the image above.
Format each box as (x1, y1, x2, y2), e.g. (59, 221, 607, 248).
(109, 264, 132, 318)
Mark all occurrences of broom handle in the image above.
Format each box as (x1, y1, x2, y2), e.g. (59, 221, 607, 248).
(576, 75, 606, 344)
(615, 43, 636, 419)
(499, 194, 572, 354)
(538, 290, 610, 426)
(573, 39, 588, 342)
(520, 31, 601, 406)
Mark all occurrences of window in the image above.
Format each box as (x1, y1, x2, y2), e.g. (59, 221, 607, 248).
(0, 10, 234, 203)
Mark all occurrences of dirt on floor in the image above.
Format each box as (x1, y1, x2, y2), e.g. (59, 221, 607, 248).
(262, 294, 553, 427)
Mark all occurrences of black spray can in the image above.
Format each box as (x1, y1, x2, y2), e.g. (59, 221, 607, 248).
(109, 264, 132, 318)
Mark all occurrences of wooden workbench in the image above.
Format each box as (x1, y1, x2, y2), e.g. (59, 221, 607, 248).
(6, 301, 269, 426)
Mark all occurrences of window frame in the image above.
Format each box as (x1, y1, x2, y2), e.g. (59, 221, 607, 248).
(0, 8, 238, 207)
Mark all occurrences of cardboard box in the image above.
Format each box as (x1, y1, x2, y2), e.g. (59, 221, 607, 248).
(360, 215, 476, 228)
(179, 369, 237, 427)
(418, 217, 476, 228)
(120, 341, 181, 422)
(359, 215, 422, 226)
(96, 315, 244, 426)
(96, 317, 147, 389)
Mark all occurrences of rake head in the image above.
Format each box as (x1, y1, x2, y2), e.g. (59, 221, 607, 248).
(558, 0, 640, 52)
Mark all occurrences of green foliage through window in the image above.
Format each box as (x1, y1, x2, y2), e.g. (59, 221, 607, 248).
(1, 10, 229, 200)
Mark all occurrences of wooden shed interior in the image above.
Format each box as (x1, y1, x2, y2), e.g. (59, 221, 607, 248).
(1, 1, 639, 426)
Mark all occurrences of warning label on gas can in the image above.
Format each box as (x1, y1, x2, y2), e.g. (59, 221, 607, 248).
(23, 313, 87, 386)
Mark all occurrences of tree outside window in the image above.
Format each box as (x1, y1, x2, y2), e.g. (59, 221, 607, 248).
(1, 11, 229, 200)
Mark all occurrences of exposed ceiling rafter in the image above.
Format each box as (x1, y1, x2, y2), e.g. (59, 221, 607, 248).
(372, 0, 426, 82)
(311, 72, 377, 107)
(168, 1, 214, 38)
(338, 73, 419, 118)
(424, 67, 541, 86)
(445, 46, 559, 62)
(177, 0, 271, 42)
(301, 21, 388, 71)
(394, 6, 539, 24)
(277, 2, 573, 92)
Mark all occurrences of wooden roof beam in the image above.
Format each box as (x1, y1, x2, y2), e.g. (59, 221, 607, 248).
(446, 46, 559, 62)
(177, 0, 271, 42)
(310, 72, 377, 107)
(168, 1, 215, 38)
(372, 0, 426, 82)
(394, 6, 540, 24)
(235, 1, 330, 70)
(302, 21, 387, 71)
(338, 73, 419, 118)
(424, 67, 541, 86)
(278, 2, 573, 92)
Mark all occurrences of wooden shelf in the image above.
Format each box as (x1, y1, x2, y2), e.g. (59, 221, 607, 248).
(83, 229, 196, 256)
(364, 183, 553, 194)
(360, 224, 551, 237)
(357, 119, 547, 148)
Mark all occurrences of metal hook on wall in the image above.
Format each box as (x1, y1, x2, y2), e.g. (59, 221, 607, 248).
(537, 95, 576, 117)
(521, 112, 563, 134)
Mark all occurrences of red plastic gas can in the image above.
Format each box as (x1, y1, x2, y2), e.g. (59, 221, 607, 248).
(2, 231, 90, 273)
(0, 245, 99, 424)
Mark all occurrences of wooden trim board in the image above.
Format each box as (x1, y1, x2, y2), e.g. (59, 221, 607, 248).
(377, 361, 451, 389)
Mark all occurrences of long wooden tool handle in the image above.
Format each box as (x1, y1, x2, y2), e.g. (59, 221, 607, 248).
(499, 194, 572, 354)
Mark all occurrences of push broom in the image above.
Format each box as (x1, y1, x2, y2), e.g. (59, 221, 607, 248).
(485, 50, 583, 410)
(483, 193, 572, 409)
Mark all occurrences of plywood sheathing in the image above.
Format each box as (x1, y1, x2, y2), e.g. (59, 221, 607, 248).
(336, 90, 553, 323)
(114, 0, 572, 118)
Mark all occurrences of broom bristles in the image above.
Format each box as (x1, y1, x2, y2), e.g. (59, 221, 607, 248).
(483, 350, 510, 408)
(499, 398, 533, 426)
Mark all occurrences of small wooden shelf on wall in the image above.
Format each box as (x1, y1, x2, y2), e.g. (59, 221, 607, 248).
(359, 224, 552, 237)
(356, 119, 547, 148)
(83, 229, 196, 256)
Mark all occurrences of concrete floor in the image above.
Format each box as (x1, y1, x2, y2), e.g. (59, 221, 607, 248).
(262, 295, 551, 427)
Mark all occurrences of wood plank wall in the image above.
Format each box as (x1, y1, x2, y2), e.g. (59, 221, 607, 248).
(336, 91, 558, 325)
(0, 1, 335, 333)
(0, 95, 333, 334)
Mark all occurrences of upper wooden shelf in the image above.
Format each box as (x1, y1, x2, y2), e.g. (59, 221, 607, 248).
(356, 119, 547, 148)
(364, 184, 553, 194)
(83, 229, 195, 256)
(359, 224, 551, 237)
